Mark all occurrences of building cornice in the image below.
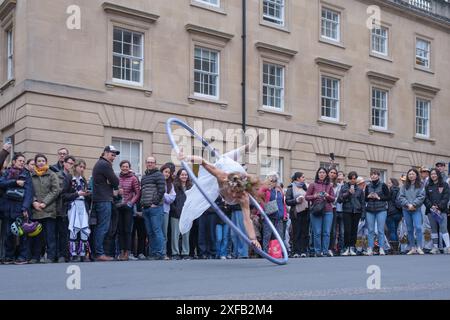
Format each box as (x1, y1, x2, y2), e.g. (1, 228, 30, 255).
(255, 42, 298, 58)
(411, 83, 441, 96)
(0, 0, 16, 21)
(315, 58, 352, 71)
(185, 24, 234, 42)
(367, 71, 399, 86)
(102, 2, 159, 24)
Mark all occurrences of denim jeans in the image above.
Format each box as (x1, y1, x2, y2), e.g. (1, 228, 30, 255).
(93, 201, 112, 256)
(386, 213, 402, 242)
(215, 223, 230, 258)
(366, 210, 387, 249)
(143, 206, 164, 257)
(262, 216, 284, 253)
(310, 212, 333, 254)
(231, 210, 248, 258)
(403, 208, 423, 248)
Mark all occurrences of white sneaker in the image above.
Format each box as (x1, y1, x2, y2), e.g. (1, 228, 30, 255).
(350, 247, 357, 256)
(327, 250, 334, 257)
(364, 248, 373, 256)
(430, 247, 440, 255)
(379, 248, 386, 256)
(444, 247, 450, 254)
(342, 248, 350, 256)
(407, 248, 417, 255)
(416, 248, 425, 255)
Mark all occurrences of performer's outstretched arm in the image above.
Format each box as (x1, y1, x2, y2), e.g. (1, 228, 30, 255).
(178, 149, 227, 182)
(241, 194, 262, 250)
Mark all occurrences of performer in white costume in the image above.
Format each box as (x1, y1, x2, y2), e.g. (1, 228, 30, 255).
(178, 143, 263, 249)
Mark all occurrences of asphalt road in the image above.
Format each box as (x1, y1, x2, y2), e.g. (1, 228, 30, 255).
(1, 255, 449, 300)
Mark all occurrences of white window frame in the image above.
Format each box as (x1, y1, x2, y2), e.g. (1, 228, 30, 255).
(112, 27, 144, 87)
(193, 46, 220, 99)
(195, 0, 220, 7)
(321, 7, 340, 42)
(262, 0, 285, 26)
(260, 155, 284, 185)
(371, 88, 388, 130)
(6, 29, 13, 80)
(262, 62, 285, 111)
(371, 25, 388, 56)
(320, 76, 340, 121)
(415, 98, 430, 138)
(112, 138, 143, 177)
(415, 38, 430, 69)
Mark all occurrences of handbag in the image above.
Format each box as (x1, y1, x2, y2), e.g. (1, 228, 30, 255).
(6, 188, 25, 201)
(268, 239, 282, 259)
(264, 200, 279, 215)
(310, 200, 326, 217)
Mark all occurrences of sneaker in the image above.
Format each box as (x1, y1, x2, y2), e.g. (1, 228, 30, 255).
(430, 247, 440, 255)
(58, 257, 66, 263)
(3, 258, 14, 265)
(300, 253, 307, 258)
(379, 248, 386, 256)
(315, 252, 323, 257)
(364, 248, 373, 256)
(326, 250, 334, 257)
(182, 255, 191, 260)
(71, 256, 81, 262)
(137, 254, 147, 260)
(226, 255, 232, 259)
(293, 253, 300, 258)
(96, 255, 114, 262)
(128, 254, 138, 261)
(220, 256, 227, 260)
(407, 248, 417, 255)
(444, 247, 450, 254)
(416, 248, 425, 255)
(350, 247, 357, 256)
(28, 259, 39, 264)
(14, 259, 28, 265)
(41, 258, 54, 264)
(342, 248, 350, 256)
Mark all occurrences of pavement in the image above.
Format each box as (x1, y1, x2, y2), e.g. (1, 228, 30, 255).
(1, 254, 449, 300)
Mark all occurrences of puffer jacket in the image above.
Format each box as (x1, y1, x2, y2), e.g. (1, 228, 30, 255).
(119, 171, 141, 206)
(387, 186, 402, 216)
(31, 169, 61, 220)
(140, 169, 165, 207)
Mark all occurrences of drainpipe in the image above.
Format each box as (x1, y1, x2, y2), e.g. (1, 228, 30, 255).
(241, 0, 247, 139)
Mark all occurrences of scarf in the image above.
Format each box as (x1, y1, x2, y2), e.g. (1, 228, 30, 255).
(34, 165, 49, 176)
(292, 183, 308, 213)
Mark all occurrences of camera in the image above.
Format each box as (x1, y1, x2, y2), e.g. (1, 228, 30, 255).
(329, 152, 335, 161)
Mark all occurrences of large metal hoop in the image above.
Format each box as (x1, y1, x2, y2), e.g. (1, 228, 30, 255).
(166, 118, 288, 265)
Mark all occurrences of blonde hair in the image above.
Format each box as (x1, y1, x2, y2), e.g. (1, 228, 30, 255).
(227, 172, 261, 198)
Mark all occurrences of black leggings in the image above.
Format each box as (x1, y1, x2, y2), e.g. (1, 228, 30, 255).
(117, 206, 134, 251)
(343, 212, 361, 248)
(132, 216, 147, 256)
(292, 210, 310, 254)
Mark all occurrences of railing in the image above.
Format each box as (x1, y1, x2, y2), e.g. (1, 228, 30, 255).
(408, 0, 432, 11)
(387, 0, 450, 21)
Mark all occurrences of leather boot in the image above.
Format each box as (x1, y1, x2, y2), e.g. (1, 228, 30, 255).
(123, 251, 129, 261)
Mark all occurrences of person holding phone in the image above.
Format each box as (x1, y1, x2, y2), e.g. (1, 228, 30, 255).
(338, 171, 365, 256)
(0, 141, 12, 172)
